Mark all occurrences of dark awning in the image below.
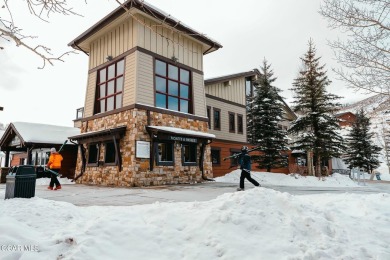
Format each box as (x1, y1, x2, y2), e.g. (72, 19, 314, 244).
(69, 126, 127, 144)
(146, 126, 215, 141)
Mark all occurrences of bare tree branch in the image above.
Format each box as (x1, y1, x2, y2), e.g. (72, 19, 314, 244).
(320, 0, 390, 95)
(0, 0, 84, 68)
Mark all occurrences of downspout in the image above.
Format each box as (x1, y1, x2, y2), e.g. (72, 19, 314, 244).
(200, 139, 214, 181)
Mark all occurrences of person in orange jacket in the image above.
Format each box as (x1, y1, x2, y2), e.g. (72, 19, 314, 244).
(46, 147, 63, 190)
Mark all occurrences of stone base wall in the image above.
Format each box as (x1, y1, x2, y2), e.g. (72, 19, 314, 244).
(75, 108, 212, 186)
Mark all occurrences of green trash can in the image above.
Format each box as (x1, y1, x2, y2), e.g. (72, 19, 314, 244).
(5, 165, 37, 199)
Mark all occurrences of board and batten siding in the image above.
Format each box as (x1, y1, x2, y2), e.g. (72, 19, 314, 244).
(193, 72, 207, 117)
(135, 51, 154, 106)
(205, 78, 246, 106)
(83, 72, 97, 118)
(206, 97, 247, 143)
(123, 53, 136, 107)
(88, 14, 203, 71)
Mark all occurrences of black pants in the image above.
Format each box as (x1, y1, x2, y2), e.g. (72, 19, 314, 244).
(240, 169, 260, 189)
(50, 169, 61, 188)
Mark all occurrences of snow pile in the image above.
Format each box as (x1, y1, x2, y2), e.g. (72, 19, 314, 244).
(215, 169, 360, 187)
(0, 189, 389, 259)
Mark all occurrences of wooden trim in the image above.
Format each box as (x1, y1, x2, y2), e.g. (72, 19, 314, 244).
(206, 94, 246, 108)
(207, 106, 211, 129)
(88, 47, 204, 75)
(80, 103, 208, 122)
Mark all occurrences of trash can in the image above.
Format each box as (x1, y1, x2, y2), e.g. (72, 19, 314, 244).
(376, 173, 381, 181)
(5, 165, 37, 199)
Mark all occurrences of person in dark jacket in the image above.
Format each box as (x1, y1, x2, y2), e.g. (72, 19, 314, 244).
(237, 146, 260, 191)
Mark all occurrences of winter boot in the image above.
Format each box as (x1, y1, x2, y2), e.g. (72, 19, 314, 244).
(236, 187, 245, 191)
(54, 185, 62, 190)
(47, 186, 53, 190)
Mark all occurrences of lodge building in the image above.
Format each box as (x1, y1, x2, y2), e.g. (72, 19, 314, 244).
(68, 0, 222, 186)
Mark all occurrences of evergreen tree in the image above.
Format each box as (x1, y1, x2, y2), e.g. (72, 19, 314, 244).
(344, 109, 381, 173)
(288, 40, 344, 176)
(250, 59, 289, 172)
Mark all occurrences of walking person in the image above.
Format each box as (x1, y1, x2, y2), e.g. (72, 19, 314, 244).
(46, 147, 63, 190)
(237, 146, 260, 191)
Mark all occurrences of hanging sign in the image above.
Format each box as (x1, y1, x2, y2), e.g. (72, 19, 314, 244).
(136, 141, 150, 158)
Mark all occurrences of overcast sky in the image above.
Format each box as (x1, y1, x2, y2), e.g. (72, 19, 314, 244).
(0, 0, 372, 127)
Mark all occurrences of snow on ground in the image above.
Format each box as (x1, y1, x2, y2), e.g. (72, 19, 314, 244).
(0, 171, 389, 259)
(215, 170, 361, 187)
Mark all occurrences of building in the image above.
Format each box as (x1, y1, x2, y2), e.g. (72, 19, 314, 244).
(335, 112, 356, 127)
(0, 122, 79, 182)
(205, 70, 297, 177)
(68, 0, 222, 186)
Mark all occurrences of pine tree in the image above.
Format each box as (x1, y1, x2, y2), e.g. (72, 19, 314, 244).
(288, 40, 344, 176)
(250, 59, 289, 172)
(344, 109, 381, 173)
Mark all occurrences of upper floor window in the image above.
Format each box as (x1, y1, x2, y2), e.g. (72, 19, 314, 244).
(229, 112, 235, 133)
(155, 59, 191, 113)
(95, 59, 124, 114)
(207, 106, 211, 129)
(214, 108, 221, 131)
(237, 114, 243, 134)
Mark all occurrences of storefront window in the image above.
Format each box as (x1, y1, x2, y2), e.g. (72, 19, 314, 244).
(155, 142, 174, 166)
(211, 148, 221, 165)
(88, 143, 99, 165)
(105, 141, 116, 164)
(182, 143, 197, 166)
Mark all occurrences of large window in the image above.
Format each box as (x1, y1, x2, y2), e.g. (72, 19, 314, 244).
(155, 59, 191, 113)
(156, 142, 174, 166)
(95, 59, 124, 114)
(230, 149, 240, 167)
(182, 143, 197, 166)
(214, 108, 221, 130)
(229, 112, 235, 133)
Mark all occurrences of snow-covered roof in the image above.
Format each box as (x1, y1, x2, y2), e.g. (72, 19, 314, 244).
(147, 126, 215, 139)
(10, 122, 80, 144)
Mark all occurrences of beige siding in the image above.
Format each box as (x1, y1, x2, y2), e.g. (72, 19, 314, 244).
(84, 72, 97, 117)
(205, 77, 246, 105)
(193, 72, 207, 117)
(136, 52, 154, 106)
(206, 97, 247, 143)
(88, 14, 204, 71)
(123, 52, 136, 106)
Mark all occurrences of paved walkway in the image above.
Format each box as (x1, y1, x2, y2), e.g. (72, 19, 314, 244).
(1, 180, 389, 206)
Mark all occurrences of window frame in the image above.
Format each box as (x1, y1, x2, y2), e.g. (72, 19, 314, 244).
(95, 59, 125, 114)
(211, 147, 221, 166)
(213, 108, 221, 131)
(87, 143, 100, 166)
(104, 141, 117, 166)
(182, 142, 198, 166)
(154, 59, 192, 114)
(155, 141, 175, 166)
(230, 148, 240, 167)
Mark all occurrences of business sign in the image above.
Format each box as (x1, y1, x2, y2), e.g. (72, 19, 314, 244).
(169, 136, 198, 143)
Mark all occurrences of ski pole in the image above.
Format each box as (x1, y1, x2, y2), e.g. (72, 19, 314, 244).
(222, 146, 262, 161)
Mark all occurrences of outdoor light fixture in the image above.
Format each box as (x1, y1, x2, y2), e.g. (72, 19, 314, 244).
(106, 55, 113, 61)
(171, 55, 178, 63)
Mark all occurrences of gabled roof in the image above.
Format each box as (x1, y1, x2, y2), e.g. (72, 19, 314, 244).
(205, 69, 260, 85)
(0, 122, 80, 150)
(69, 0, 222, 54)
(335, 111, 355, 117)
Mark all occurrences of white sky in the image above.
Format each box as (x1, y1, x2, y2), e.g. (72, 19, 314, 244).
(0, 0, 373, 127)
(1, 171, 389, 259)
